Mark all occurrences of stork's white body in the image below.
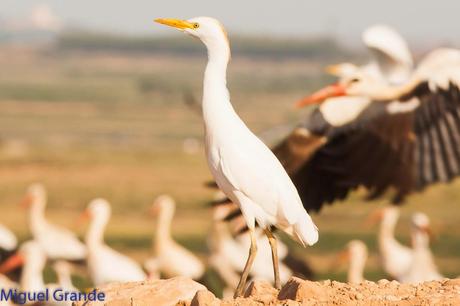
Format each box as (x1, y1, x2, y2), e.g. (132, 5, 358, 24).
(378, 208, 413, 281)
(0, 224, 17, 252)
(400, 213, 443, 284)
(16, 241, 77, 306)
(0, 274, 17, 306)
(26, 184, 87, 261)
(85, 199, 146, 285)
(149, 196, 204, 280)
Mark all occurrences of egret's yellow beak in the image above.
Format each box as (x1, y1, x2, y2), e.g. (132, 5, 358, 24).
(155, 18, 195, 30)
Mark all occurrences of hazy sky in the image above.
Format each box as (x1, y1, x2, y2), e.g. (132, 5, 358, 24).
(1, 0, 459, 47)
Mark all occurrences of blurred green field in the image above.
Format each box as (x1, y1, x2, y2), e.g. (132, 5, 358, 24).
(0, 45, 459, 292)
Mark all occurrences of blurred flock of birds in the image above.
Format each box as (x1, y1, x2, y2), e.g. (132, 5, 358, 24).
(1, 16, 460, 304)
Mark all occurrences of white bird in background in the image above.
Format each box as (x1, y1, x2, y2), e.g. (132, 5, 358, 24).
(368, 207, 412, 282)
(208, 211, 292, 291)
(147, 195, 204, 280)
(155, 17, 318, 296)
(400, 212, 444, 284)
(0, 240, 76, 305)
(0, 274, 17, 306)
(82, 199, 146, 285)
(52, 260, 78, 292)
(333, 240, 368, 284)
(0, 224, 18, 255)
(21, 183, 87, 261)
(328, 24, 413, 85)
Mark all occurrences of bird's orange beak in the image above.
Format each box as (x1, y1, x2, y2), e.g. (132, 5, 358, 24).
(76, 210, 90, 227)
(149, 204, 161, 217)
(420, 225, 435, 241)
(295, 83, 347, 108)
(364, 209, 384, 228)
(19, 194, 33, 209)
(329, 248, 349, 271)
(0, 253, 25, 274)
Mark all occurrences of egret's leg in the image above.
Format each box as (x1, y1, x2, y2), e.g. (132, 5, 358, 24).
(264, 228, 281, 289)
(234, 228, 257, 298)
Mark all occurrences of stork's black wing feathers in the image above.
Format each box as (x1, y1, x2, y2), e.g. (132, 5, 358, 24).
(293, 81, 460, 212)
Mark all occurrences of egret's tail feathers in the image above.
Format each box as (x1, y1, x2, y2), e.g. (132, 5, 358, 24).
(294, 216, 319, 246)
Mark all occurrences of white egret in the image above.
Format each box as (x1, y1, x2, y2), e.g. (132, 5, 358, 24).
(155, 17, 318, 296)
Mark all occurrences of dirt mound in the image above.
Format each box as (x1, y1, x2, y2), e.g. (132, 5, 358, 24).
(75, 276, 460, 306)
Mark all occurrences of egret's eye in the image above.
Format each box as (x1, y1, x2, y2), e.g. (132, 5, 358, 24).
(193, 23, 200, 29)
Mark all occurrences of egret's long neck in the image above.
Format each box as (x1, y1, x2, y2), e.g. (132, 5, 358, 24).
(202, 37, 240, 135)
(85, 214, 108, 248)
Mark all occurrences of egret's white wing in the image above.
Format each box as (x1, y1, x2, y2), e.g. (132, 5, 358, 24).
(217, 131, 307, 227)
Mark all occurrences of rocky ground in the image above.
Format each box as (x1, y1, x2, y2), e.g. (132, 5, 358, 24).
(75, 276, 460, 306)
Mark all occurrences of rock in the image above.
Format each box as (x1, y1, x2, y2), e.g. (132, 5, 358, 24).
(74, 277, 206, 306)
(243, 281, 278, 304)
(445, 279, 460, 287)
(75, 277, 460, 306)
(278, 277, 327, 302)
(190, 290, 220, 306)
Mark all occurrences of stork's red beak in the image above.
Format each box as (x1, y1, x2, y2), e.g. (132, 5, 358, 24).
(295, 83, 347, 108)
(19, 194, 33, 209)
(76, 210, 90, 227)
(0, 253, 24, 274)
(421, 225, 435, 240)
(329, 248, 349, 271)
(364, 209, 384, 228)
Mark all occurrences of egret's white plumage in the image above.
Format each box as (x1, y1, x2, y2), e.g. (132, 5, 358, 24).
(84, 199, 146, 285)
(155, 16, 318, 295)
(23, 184, 87, 261)
(147, 195, 204, 280)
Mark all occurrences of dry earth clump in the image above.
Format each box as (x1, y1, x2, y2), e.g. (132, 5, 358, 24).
(75, 276, 460, 306)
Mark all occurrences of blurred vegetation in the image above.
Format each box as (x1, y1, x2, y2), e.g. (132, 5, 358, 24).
(56, 31, 352, 61)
